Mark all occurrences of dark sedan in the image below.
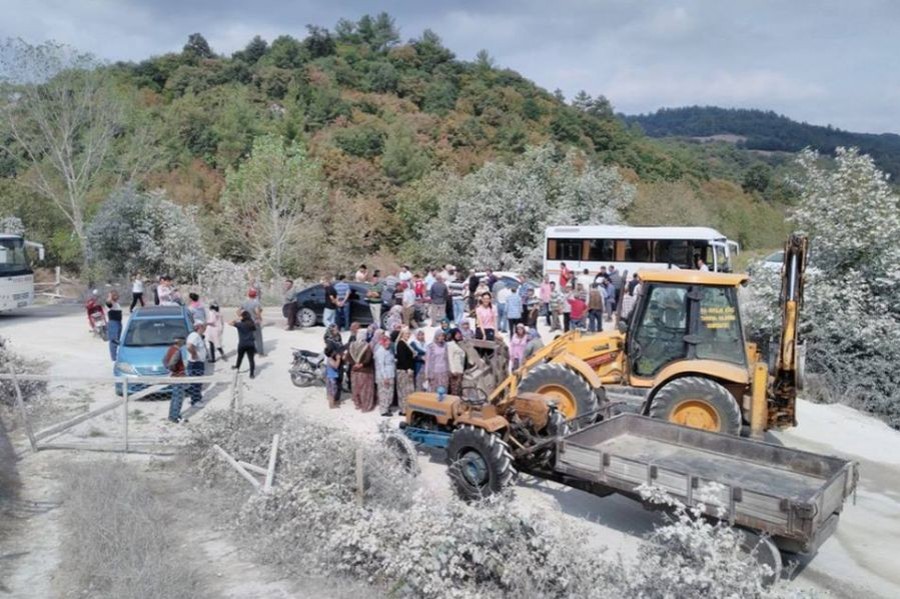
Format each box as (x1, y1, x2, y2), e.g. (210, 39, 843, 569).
(288, 282, 428, 328)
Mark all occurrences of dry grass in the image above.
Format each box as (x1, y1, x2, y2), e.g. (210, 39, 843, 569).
(59, 461, 208, 599)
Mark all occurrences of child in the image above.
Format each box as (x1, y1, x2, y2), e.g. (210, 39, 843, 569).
(325, 346, 342, 409)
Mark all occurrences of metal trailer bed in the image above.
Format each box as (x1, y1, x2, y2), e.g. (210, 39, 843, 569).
(553, 414, 858, 555)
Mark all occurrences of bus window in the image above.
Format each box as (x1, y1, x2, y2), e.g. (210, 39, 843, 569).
(547, 238, 583, 261)
(622, 239, 653, 262)
(653, 240, 692, 268)
(586, 239, 614, 262)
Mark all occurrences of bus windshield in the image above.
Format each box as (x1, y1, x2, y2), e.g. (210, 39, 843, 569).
(0, 238, 30, 275)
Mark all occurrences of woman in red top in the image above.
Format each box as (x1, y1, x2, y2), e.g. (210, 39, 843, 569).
(559, 262, 571, 289)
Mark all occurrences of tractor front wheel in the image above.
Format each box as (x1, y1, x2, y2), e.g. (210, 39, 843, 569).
(649, 377, 742, 435)
(447, 425, 516, 500)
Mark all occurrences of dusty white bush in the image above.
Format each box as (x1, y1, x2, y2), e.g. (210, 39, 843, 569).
(191, 408, 797, 598)
(196, 258, 289, 307)
(0, 335, 47, 407)
(745, 147, 900, 426)
(60, 460, 208, 599)
(0, 216, 24, 235)
(616, 484, 781, 599)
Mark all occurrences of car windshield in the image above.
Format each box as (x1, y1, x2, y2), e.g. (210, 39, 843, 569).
(124, 318, 188, 347)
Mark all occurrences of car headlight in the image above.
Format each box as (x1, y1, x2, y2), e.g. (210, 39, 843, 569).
(115, 362, 138, 375)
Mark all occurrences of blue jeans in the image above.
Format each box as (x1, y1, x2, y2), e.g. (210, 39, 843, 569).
(187, 361, 205, 404)
(108, 320, 122, 361)
(588, 309, 603, 332)
(323, 308, 336, 328)
(453, 298, 466, 325)
(168, 380, 185, 421)
(339, 303, 351, 330)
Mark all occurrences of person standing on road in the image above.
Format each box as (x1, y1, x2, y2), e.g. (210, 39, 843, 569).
(367, 272, 384, 328)
(206, 303, 226, 362)
(355, 264, 368, 282)
(334, 274, 351, 331)
(475, 292, 498, 342)
(429, 276, 448, 326)
(539, 275, 552, 327)
(447, 329, 466, 396)
(188, 292, 207, 325)
(164, 336, 187, 423)
(347, 333, 375, 412)
(323, 275, 338, 328)
(374, 334, 396, 416)
(448, 271, 466, 326)
(466, 269, 479, 312)
(157, 276, 176, 306)
(395, 328, 416, 415)
(548, 282, 563, 332)
(241, 289, 265, 357)
(496, 284, 511, 333)
(588, 283, 605, 333)
(283, 279, 297, 331)
(509, 323, 528, 371)
(425, 330, 450, 392)
(325, 346, 342, 409)
(129, 273, 145, 311)
(185, 322, 207, 404)
(401, 282, 416, 328)
(230, 310, 257, 379)
(411, 329, 427, 390)
(398, 265, 413, 285)
(505, 285, 523, 333)
(105, 290, 123, 361)
(559, 262, 571, 289)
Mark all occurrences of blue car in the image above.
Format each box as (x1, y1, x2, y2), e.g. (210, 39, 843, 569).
(114, 305, 194, 395)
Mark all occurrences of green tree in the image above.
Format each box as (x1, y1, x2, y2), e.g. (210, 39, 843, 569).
(382, 124, 430, 184)
(0, 39, 152, 269)
(221, 134, 327, 277)
(742, 163, 772, 194)
(233, 35, 268, 63)
(183, 33, 214, 61)
(304, 25, 336, 58)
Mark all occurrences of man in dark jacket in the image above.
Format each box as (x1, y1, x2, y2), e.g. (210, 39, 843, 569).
(165, 336, 187, 423)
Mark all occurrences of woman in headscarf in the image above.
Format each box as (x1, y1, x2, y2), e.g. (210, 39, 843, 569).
(447, 329, 467, 396)
(347, 329, 376, 412)
(509, 323, 528, 371)
(395, 327, 416, 414)
(411, 329, 427, 390)
(439, 318, 453, 339)
(386, 304, 403, 331)
(425, 330, 450, 392)
(374, 334, 396, 416)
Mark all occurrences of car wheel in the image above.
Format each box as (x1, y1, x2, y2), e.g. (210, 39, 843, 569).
(298, 308, 317, 328)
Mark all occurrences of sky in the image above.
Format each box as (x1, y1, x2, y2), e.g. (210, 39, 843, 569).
(1, 0, 897, 134)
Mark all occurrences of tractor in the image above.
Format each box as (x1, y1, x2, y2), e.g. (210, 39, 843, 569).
(395, 234, 808, 498)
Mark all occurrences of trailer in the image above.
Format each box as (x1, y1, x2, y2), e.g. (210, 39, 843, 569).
(393, 411, 858, 580)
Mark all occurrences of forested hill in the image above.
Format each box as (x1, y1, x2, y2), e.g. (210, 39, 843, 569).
(0, 14, 798, 274)
(624, 106, 900, 177)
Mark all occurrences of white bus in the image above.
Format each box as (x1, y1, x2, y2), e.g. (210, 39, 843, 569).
(0, 234, 44, 311)
(544, 225, 739, 279)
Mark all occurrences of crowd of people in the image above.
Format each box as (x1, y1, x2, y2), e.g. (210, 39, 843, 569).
(86, 262, 644, 423)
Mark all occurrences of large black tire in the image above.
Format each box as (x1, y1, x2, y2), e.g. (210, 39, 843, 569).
(648, 376, 742, 435)
(447, 425, 516, 500)
(739, 529, 783, 586)
(518, 363, 598, 427)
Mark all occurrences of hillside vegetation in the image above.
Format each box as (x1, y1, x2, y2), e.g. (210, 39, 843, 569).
(625, 106, 900, 179)
(1, 15, 791, 276)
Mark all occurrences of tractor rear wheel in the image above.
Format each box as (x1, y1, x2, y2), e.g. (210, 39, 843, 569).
(447, 425, 516, 500)
(518, 363, 597, 427)
(649, 377, 741, 435)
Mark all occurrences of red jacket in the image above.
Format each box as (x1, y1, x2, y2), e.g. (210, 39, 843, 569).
(568, 297, 587, 321)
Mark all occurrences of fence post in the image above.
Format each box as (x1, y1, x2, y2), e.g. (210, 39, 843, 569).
(355, 447, 365, 507)
(9, 365, 38, 452)
(54, 266, 61, 297)
(123, 382, 129, 453)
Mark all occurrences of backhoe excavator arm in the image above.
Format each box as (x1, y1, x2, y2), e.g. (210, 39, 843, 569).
(769, 233, 809, 429)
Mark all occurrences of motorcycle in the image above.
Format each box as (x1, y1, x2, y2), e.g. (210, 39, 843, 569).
(290, 348, 350, 391)
(90, 311, 109, 341)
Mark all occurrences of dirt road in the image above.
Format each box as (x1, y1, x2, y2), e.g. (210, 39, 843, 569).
(1, 304, 899, 597)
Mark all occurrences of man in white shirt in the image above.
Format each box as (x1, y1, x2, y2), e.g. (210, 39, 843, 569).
(401, 282, 417, 327)
(577, 268, 594, 293)
(185, 322, 208, 404)
(496, 285, 512, 333)
(398, 265, 413, 283)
